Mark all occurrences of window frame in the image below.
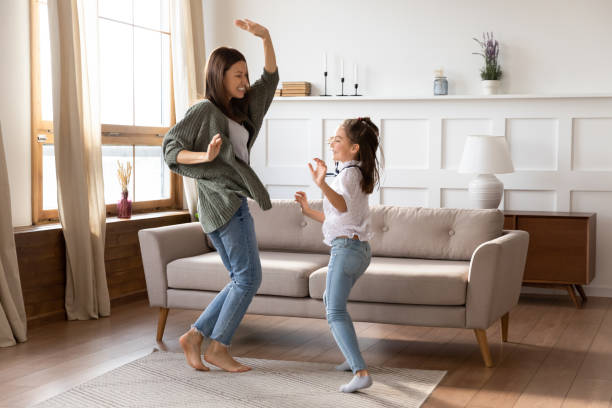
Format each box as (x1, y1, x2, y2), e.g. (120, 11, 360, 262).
(29, 0, 182, 224)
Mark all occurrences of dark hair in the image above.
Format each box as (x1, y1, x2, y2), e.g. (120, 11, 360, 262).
(341, 117, 382, 194)
(204, 47, 249, 122)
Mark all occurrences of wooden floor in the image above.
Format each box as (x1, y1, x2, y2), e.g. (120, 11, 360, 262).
(1, 295, 612, 407)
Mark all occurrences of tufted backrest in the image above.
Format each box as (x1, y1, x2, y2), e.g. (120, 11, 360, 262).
(248, 199, 329, 253)
(368, 205, 503, 261)
(249, 199, 503, 261)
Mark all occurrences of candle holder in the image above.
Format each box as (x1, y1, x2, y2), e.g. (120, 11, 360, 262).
(337, 77, 346, 96)
(353, 83, 362, 96)
(320, 71, 330, 96)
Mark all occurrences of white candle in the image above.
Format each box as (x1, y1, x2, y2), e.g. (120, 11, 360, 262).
(340, 59, 344, 78)
(354, 64, 358, 83)
(323, 53, 327, 72)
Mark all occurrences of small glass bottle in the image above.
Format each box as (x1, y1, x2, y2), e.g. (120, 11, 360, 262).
(433, 68, 448, 96)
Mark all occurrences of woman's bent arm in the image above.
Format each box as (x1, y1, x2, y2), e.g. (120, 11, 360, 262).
(176, 134, 222, 164)
(262, 32, 277, 73)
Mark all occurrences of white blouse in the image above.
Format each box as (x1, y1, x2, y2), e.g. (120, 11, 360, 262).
(322, 160, 372, 246)
(227, 117, 249, 163)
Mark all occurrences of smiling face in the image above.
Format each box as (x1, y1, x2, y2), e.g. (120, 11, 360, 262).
(329, 126, 360, 162)
(223, 61, 249, 101)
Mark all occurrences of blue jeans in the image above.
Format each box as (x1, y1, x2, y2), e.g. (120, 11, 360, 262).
(192, 198, 262, 346)
(324, 238, 372, 374)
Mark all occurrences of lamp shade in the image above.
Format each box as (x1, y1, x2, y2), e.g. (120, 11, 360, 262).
(458, 135, 514, 174)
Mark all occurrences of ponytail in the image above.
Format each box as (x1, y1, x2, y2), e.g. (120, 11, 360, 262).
(341, 117, 382, 194)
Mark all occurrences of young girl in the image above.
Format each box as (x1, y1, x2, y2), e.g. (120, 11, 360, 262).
(294, 117, 381, 393)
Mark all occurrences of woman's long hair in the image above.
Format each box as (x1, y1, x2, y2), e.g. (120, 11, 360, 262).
(342, 117, 383, 194)
(204, 46, 249, 122)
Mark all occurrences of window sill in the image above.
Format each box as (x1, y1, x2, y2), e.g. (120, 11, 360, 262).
(106, 210, 190, 224)
(14, 210, 190, 234)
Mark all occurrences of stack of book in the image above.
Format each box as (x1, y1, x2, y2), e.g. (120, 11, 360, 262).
(280, 81, 311, 96)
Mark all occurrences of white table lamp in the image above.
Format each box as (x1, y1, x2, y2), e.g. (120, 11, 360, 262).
(458, 135, 514, 209)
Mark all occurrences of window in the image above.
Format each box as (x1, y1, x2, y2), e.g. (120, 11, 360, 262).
(30, 0, 182, 224)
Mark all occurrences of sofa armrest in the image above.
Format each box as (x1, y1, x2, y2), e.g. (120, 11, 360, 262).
(138, 222, 211, 308)
(465, 229, 529, 329)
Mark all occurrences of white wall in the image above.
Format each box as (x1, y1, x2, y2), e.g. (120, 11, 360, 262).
(256, 95, 612, 297)
(203, 0, 612, 96)
(0, 0, 31, 227)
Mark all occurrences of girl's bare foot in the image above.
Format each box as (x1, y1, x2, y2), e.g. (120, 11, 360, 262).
(204, 340, 251, 372)
(179, 328, 209, 371)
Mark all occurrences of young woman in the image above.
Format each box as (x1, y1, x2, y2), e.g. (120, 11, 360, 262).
(295, 118, 382, 392)
(163, 19, 278, 373)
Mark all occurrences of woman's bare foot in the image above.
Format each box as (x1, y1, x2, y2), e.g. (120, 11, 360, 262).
(204, 340, 251, 372)
(179, 328, 209, 371)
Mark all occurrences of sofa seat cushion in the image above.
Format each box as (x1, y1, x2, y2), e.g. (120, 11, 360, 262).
(167, 251, 330, 297)
(309, 257, 470, 306)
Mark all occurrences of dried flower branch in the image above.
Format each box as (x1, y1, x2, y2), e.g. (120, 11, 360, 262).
(473, 32, 503, 80)
(117, 161, 132, 193)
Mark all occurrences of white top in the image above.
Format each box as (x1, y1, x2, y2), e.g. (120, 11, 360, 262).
(322, 160, 372, 246)
(227, 117, 249, 163)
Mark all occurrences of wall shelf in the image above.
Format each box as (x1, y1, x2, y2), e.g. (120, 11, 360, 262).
(273, 93, 612, 102)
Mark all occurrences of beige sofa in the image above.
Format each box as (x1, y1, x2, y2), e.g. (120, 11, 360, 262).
(138, 199, 529, 367)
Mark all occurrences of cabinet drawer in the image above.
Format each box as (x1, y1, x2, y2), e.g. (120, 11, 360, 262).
(517, 217, 589, 284)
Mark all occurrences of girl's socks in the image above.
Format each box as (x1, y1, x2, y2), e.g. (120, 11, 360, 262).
(339, 375, 373, 393)
(335, 360, 351, 371)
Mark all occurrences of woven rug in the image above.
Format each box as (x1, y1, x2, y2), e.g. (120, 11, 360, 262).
(34, 351, 446, 408)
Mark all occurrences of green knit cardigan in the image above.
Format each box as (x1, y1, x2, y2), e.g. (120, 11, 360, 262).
(163, 68, 279, 233)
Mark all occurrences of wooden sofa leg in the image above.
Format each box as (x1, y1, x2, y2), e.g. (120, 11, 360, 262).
(474, 329, 493, 367)
(157, 307, 169, 342)
(501, 312, 509, 342)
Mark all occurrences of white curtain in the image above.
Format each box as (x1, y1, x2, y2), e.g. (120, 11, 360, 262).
(0, 123, 28, 347)
(170, 0, 206, 220)
(48, 0, 110, 320)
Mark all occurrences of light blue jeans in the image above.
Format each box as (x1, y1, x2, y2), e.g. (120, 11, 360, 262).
(324, 237, 372, 374)
(192, 198, 262, 346)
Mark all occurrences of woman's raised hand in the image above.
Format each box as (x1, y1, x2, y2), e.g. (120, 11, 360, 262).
(205, 134, 222, 162)
(234, 19, 269, 39)
(308, 158, 327, 187)
(294, 191, 309, 212)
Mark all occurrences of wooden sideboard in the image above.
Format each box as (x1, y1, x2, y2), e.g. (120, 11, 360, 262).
(503, 211, 596, 308)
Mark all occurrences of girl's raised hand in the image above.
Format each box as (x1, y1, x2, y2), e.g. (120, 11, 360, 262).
(205, 134, 222, 162)
(294, 191, 309, 212)
(234, 19, 269, 39)
(308, 158, 327, 187)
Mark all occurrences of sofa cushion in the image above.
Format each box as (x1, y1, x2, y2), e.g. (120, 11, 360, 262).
(309, 257, 470, 306)
(248, 199, 329, 254)
(167, 251, 329, 297)
(369, 206, 503, 261)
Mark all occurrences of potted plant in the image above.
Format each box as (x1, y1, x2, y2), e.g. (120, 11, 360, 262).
(473, 32, 502, 94)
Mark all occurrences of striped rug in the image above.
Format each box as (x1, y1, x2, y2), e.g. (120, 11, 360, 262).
(34, 351, 445, 408)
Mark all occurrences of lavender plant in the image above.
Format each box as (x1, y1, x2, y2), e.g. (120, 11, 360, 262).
(473, 32, 502, 80)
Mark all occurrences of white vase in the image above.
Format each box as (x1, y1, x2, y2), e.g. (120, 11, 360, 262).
(481, 80, 501, 95)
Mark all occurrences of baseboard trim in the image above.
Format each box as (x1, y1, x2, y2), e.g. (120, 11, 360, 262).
(111, 291, 148, 308)
(521, 284, 612, 298)
(27, 310, 66, 329)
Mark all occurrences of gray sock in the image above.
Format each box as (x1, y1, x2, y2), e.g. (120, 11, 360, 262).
(339, 375, 373, 393)
(335, 360, 351, 371)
